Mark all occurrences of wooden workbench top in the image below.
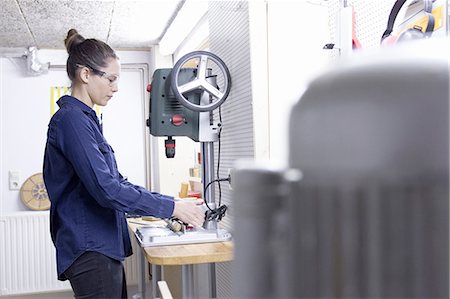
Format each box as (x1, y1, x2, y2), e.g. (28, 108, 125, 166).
(144, 241, 233, 265)
(127, 218, 234, 266)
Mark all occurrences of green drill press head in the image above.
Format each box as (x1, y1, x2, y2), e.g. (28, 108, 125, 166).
(148, 68, 201, 142)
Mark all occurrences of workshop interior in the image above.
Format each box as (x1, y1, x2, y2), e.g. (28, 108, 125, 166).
(0, 0, 449, 298)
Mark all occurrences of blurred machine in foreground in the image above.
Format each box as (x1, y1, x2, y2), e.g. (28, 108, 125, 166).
(233, 39, 449, 298)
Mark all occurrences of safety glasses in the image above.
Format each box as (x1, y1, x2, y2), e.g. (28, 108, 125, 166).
(76, 64, 119, 86)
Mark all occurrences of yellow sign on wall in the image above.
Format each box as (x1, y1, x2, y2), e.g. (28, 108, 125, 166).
(50, 86, 69, 116)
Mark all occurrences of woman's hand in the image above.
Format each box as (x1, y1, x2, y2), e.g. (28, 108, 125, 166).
(172, 201, 205, 227)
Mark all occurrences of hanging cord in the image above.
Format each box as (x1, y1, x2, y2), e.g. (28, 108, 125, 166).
(217, 106, 223, 206)
(205, 204, 228, 222)
(203, 177, 229, 222)
(202, 106, 229, 222)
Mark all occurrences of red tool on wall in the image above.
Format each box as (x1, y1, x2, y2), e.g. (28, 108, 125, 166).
(352, 5, 362, 49)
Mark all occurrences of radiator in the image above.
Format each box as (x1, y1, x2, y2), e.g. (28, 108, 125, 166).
(0, 211, 140, 296)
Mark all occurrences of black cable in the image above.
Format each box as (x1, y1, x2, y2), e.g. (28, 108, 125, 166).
(204, 177, 229, 194)
(202, 89, 226, 220)
(202, 177, 229, 220)
(217, 106, 223, 206)
(205, 204, 227, 222)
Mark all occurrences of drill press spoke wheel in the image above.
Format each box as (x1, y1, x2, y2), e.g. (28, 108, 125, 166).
(171, 51, 231, 112)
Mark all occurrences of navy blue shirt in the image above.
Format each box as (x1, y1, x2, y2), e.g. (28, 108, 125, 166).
(43, 95, 174, 280)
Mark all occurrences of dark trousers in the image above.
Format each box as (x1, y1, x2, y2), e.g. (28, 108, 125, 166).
(64, 251, 128, 299)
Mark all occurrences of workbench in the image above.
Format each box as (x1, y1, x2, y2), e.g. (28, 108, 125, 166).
(127, 218, 233, 298)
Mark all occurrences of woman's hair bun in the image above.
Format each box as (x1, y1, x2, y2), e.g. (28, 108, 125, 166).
(64, 29, 85, 54)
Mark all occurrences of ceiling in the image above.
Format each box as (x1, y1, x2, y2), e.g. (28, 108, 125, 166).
(0, 0, 185, 50)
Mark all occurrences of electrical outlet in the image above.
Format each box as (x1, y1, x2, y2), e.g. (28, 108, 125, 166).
(9, 171, 20, 190)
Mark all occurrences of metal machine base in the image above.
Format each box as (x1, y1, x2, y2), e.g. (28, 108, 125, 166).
(136, 225, 232, 247)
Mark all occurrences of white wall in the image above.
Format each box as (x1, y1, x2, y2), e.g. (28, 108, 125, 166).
(1, 56, 62, 214)
(265, 1, 331, 167)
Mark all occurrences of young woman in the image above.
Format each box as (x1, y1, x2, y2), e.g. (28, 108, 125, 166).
(43, 29, 204, 299)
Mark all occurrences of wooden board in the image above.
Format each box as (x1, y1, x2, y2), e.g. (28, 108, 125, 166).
(144, 241, 233, 266)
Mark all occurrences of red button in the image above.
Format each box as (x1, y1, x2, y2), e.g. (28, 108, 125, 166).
(171, 114, 184, 126)
(146, 84, 152, 92)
